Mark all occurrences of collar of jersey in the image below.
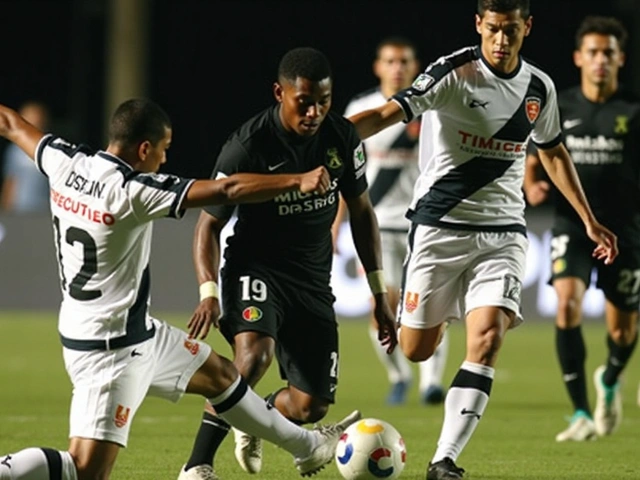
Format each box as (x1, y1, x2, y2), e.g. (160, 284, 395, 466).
(476, 45, 522, 80)
(97, 151, 134, 171)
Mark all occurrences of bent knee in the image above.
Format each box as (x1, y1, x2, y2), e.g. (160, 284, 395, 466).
(291, 400, 330, 424)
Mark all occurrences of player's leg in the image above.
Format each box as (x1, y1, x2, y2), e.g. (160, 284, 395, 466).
(550, 231, 596, 442)
(425, 230, 527, 480)
(268, 290, 339, 422)
(1, 339, 157, 480)
(369, 231, 413, 405)
(180, 270, 280, 478)
(593, 255, 640, 436)
(419, 326, 449, 405)
(148, 319, 359, 478)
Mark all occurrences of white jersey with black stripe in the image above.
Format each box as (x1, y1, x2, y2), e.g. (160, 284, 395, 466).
(35, 134, 194, 349)
(393, 45, 562, 232)
(344, 88, 419, 231)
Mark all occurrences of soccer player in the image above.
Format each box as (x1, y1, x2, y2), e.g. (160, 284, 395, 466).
(347, 0, 619, 478)
(524, 15, 640, 442)
(177, 47, 398, 480)
(0, 98, 361, 480)
(333, 36, 449, 406)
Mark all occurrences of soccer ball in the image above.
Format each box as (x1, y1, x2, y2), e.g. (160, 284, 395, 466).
(335, 418, 406, 479)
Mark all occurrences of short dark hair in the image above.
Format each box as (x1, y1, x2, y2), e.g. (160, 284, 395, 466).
(375, 36, 419, 59)
(575, 15, 628, 51)
(277, 47, 332, 83)
(477, 0, 530, 18)
(108, 98, 171, 147)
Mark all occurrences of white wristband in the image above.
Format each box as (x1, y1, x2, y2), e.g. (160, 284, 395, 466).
(366, 270, 387, 295)
(199, 281, 219, 301)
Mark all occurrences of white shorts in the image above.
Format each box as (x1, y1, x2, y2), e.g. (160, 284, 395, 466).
(63, 318, 211, 447)
(399, 225, 528, 330)
(380, 230, 409, 290)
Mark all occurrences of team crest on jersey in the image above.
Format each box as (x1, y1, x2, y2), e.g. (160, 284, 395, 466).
(404, 291, 419, 313)
(525, 97, 541, 123)
(184, 339, 200, 355)
(412, 73, 435, 92)
(502, 274, 522, 303)
(114, 404, 131, 428)
(326, 148, 342, 169)
(552, 258, 566, 275)
(242, 306, 263, 322)
(614, 115, 629, 134)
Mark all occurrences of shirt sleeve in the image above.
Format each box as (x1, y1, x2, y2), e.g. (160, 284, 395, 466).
(338, 129, 368, 199)
(530, 78, 562, 149)
(203, 137, 251, 220)
(127, 172, 195, 221)
(392, 57, 455, 122)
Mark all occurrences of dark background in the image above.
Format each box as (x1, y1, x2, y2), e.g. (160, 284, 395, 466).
(1, 0, 637, 180)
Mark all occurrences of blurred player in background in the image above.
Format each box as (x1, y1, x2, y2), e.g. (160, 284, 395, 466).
(177, 47, 396, 480)
(333, 36, 449, 406)
(524, 15, 640, 442)
(0, 98, 358, 480)
(348, 0, 619, 478)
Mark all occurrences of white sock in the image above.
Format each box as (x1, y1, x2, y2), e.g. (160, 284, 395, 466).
(210, 376, 316, 459)
(419, 328, 449, 391)
(432, 361, 494, 463)
(368, 325, 412, 384)
(0, 448, 77, 480)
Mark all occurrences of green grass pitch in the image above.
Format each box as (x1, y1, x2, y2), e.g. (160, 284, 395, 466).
(1, 311, 640, 479)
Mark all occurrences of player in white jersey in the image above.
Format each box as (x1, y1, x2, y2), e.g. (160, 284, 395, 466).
(334, 36, 449, 406)
(348, 1, 618, 479)
(0, 98, 361, 480)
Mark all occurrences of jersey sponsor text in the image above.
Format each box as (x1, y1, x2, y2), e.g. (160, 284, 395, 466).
(50, 188, 116, 225)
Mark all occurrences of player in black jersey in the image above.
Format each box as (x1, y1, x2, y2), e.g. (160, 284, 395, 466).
(525, 15, 640, 442)
(176, 47, 397, 480)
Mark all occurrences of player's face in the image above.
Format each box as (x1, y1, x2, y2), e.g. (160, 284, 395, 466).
(574, 33, 625, 89)
(374, 45, 420, 94)
(476, 10, 532, 73)
(139, 126, 172, 173)
(274, 77, 332, 137)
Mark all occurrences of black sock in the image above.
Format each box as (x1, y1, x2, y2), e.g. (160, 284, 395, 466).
(184, 412, 230, 470)
(603, 332, 638, 387)
(556, 326, 590, 414)
(264, 388, 305, 425)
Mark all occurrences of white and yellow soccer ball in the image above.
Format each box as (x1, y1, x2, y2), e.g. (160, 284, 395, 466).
(335, 418, 406, 480)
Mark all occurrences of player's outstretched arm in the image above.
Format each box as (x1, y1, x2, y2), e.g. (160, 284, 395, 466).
(0, 104, 46, 160)
(182, 165, 330, 209)
(538, 142, 618, 264)
(344, 191, 398, 353)
(347, 101, 405, 141)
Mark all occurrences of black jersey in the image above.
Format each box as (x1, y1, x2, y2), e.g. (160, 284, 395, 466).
(553, 86, 640, 244)
(205, 105, 367, 291)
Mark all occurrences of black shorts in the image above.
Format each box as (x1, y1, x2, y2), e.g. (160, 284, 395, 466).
(219, 267, 339, 402)
(549, 223, 640, 311)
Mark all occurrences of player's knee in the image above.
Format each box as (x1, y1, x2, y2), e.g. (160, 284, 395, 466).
(70, 454, 111, 480)
(609, 325, 636, 345)
(234, 347, 274, 383)
(556, 297, 582, 328)
(401, 342, 434, 362)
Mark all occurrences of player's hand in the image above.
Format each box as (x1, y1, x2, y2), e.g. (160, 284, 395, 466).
(299, 166, 330, 195)
(372, 293, 398, 354)
(187, 297, 221, 339)
(586, 221, 618, 265)
(524, 180, 550, 206)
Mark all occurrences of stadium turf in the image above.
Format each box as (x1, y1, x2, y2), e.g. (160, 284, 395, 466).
(1, 312, 639, 479)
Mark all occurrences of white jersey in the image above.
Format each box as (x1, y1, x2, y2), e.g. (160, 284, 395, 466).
(344, 88, 419, 231)
(35, 134, 194, 350)
(393, 45, 561, 233)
